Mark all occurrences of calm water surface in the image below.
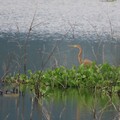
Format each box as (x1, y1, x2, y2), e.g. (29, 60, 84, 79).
(0, 0, 120, 76)
(0, 89, 119, 120)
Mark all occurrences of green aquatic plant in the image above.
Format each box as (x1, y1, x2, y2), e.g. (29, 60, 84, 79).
(2, 63, 120, 98)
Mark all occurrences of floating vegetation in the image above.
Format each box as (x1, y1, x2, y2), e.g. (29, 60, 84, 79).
(1, 63, 120, 98)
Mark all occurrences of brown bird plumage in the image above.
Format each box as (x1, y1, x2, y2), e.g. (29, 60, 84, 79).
(69, 44, 92, 65)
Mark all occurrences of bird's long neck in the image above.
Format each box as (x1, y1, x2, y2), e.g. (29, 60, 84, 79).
(78, 46, 82, 64)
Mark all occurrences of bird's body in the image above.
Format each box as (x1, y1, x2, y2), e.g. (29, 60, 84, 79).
(69, 44, 92, 65)
(82, 59, 93, 65)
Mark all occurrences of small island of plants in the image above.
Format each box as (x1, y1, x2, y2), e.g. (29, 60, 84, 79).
(1, 63, 120, 98)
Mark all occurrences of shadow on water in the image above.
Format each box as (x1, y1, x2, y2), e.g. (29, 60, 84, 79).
(0, 89, 119, 120)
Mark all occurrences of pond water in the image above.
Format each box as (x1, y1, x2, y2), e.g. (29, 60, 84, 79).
(0, 0, 120, 75)
(0, 0, 120, 35)
(0, 89, 119, 120)
(0, 34, 120, 77)
(0, 0, 120, 120)
(0, 0, 120, 76)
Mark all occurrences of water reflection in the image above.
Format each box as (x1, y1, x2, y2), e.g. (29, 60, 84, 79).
(1, 89, 119, 120)
(0, 34, 120, 77)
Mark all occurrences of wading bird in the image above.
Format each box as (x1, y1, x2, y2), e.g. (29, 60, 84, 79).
(69, 44, 92, 65)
